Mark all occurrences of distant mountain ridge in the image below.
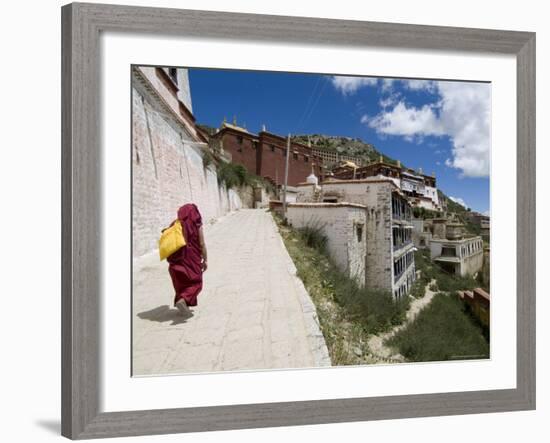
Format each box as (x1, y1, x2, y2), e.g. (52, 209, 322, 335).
(291, 134, 396, 166)
(292, 134, 468, 213)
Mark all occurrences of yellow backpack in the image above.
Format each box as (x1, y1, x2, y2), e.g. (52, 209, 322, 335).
(158, 220, 186, 260)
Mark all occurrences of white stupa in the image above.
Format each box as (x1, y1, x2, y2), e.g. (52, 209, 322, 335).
(306, 165, 319, 186)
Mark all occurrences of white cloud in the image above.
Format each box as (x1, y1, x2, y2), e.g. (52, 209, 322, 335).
(378, 91, 401, 109)
(330, 76, 377, 95)
(381, 78, 395, 92)
(329, 77, 491, 177)
(402, 79, 437, 92)
(436, 82, 491, 177)
(482, 210, 490, 216)
(366, 101, 444, 137)
(449, 196, 468, 208)
(365, 81, 491, 177)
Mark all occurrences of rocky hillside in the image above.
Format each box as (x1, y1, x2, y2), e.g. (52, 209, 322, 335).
(294, 135, 472, 214)
(292, 134, 397, 165)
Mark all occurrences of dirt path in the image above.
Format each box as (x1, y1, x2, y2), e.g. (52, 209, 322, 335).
(367, 280, 438, 363)
(132, 209, 330, 376)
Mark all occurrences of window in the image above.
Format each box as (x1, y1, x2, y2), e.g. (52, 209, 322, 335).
(442, 246, 456, 257)
(271, 145, 275, 152)
(304, 155, 309, 163)
(293, 152, 298, 160)
(356, 224, 363, 242)
(237, 136, 243, 144)
(168, 68, 178, 85)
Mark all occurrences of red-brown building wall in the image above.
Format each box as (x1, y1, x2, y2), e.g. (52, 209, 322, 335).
(259, 132, 322, 186)
(217, 129, 323, 187)
(218, 129, 259, 176)
(258, 134, 286, 185)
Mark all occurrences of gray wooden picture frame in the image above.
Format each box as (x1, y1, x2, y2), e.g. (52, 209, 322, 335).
(61, 2, 536, 439)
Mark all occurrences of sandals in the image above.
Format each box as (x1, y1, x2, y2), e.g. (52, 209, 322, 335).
(175, 299, 191, 316)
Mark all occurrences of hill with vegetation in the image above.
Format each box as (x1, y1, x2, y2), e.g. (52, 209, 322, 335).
(292, 134, 398, 165)
(293, 135, 477, 222)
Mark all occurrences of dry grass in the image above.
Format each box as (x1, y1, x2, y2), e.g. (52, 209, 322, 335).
(275, 216, 408, 366)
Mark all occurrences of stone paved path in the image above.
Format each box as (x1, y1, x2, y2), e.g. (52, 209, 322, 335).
(132, 209, 330, 376)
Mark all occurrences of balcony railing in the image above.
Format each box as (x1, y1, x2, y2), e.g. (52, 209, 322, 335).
(394, 262, 414, 283)
(393, 256, 415, 283)
(393, 239, 413, 252)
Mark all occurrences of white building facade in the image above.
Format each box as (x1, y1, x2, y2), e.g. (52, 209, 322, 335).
(294, 177, 416, 299)
(430, 236, 484, 277)
(286, 203, 368, 285)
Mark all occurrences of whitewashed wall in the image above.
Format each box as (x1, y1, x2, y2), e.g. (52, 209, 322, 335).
(132, 85, 246, 258)
(286, 204, 367, 285)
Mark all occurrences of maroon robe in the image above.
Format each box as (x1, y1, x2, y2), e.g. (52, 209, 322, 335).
(167, 204, 204, 306)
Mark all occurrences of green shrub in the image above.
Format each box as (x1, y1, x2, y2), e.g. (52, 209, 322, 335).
(287, 219, 409, 336)
(326, 266, 409, 334)
(217, 162, 254, 189)
(413, 206, 442, 219)
(410, 279, 426, 299)
(202, 149, 215, 169)
(435, 272, 478, 292)
(414, 249, 479, 293)
(297, 220, 328, 254)
(386, 293, 489, 362)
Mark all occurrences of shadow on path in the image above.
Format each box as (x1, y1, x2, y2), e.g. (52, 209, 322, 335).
(137, 305, 193, 326)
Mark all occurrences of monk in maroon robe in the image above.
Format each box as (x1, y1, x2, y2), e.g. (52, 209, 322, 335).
(167, 204, 208, 315)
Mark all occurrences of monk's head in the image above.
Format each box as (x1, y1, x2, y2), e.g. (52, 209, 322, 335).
(177, 203, 200, 221)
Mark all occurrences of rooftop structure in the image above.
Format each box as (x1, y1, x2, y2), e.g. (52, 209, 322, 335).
(208, 122, 324, 187)
(465, 211, 491, 241)
(428, 218, 484, 277)
(310, 147, 364, 168)
(332, 157, 442, 211)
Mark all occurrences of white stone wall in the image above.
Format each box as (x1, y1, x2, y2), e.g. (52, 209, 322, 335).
(425, 185, 440, 207)
(286, 204, 367, 285)
(176, 68, 193, 112)
(429, 240, 444, 259)
(253, 187, 271, 209)
(415, 198, 438, 211)
(320, 181, 395, 291)
(132, 83, 246, 258)
(296, 184, 316, 202)
(430, 236, 484, 276)
(298, 179, 418, 296)
(365, 183, 394, 291)
(283, 189, 298, 203)
(462, 250, 484, 276)
(401, 177, 425, 194)
(321, 181, 371, 204)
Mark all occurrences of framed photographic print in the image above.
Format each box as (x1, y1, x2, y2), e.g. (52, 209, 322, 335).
(61, 2, 536, 439)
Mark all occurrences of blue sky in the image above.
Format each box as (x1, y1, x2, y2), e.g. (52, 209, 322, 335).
(188, 68, 490, 214)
